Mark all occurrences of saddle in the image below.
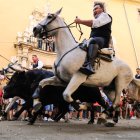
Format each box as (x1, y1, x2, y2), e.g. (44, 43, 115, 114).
(98, 48, 114, 62)
(79, 39, 115, 62)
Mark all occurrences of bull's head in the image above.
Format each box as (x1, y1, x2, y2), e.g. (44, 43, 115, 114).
(3, 71, 27, 99)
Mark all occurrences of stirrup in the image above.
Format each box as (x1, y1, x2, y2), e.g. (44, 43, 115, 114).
(79, 64, 95, 75)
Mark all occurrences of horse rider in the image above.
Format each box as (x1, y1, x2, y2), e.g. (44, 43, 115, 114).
(74, 2, 112, 75)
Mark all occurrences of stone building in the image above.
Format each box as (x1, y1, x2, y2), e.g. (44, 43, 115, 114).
(0, 0, 140, 73)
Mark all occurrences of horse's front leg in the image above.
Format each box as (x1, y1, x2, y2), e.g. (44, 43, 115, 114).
(63, 72, 87, 110)
(113, 77, 127, 109)
(40, 76, 63, 88)
(32, 76, 63, 99)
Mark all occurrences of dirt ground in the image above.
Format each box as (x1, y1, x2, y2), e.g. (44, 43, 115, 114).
(0, 119, 140, 140)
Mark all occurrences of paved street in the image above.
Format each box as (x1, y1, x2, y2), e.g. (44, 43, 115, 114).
(0, 119, 140, 140)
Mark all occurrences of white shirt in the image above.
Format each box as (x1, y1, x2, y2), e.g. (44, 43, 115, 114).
(92, 12, 111, 28)
(30, 60, 44, 69)
(36, 60, 44, 69)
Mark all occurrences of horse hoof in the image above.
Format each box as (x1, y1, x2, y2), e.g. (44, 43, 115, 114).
(27, 122, 34, 125)
(104, 122, 115, 127)
(113, 117, 118, 123)
(0, 116, 7, 121)
(88, 120, 94, 124)
(65, 119, 70, 123)
(11, 117, 18, 121)
(54, 118, 59, 122)
(71, 101, 80, 111)
(97, 118, 107, 125)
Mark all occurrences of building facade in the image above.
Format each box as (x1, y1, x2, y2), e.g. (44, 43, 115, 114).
(0, 0, 140, 73)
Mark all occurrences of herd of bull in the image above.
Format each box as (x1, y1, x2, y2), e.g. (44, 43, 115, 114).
(1, 64, 140, 127)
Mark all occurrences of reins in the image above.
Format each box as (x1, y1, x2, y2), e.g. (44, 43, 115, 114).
(40, 22, 83, 41)
(54, 45, 80, 83)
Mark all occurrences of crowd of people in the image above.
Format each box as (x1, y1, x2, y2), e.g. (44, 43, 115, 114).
(0, 66, 140, 122)
(0, 2, 140, 123)
(37, 36, 56, 52)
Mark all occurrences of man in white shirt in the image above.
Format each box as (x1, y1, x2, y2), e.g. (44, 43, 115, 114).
(30, 55, 44, 69)
(74, 2, 112, 75)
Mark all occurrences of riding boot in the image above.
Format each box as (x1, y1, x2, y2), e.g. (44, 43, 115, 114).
(32, 85, 42, 99)
(79, 44, 98, 75)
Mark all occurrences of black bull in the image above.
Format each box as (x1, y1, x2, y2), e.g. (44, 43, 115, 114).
(3, 69, 54, 120)
(29, 85, 110, 125)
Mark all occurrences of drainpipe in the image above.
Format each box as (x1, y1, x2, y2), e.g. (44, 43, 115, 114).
(123, 0, 139, 67)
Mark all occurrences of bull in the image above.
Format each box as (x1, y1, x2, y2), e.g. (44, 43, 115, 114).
(29, 85, 114, 125)
(3, 69, 54, 120)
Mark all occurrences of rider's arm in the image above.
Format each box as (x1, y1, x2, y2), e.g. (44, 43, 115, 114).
(74, 18, 93, 27)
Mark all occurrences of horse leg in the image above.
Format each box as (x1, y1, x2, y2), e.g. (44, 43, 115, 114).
(113, 75, 132, 109)
(55, 110, 68, 122)
(113, 108, 119, 123)
(32, 76, 64, 99)
(63, 73, 87, 109)
(28, 106, 43, 125)
(12, 106, 26, 120)
(97, 113, 107, 125)
(40, 76, 63, 88)
(53, 105, 69, 122)
(88, 106, 95, 124)
(13, 99, 33, 120)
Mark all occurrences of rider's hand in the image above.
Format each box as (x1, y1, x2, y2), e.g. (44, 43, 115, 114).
(74, 17, 81, 24)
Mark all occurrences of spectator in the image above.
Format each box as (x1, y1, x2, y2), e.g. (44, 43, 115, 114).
(46, 36, 55, 52)
(68, 104, 74, 119)
(0, 88, 3, 117)
(20, 99, 29, 121)
(30, 55, 43, 69)
(135, 67, 140, 79)
(43, 104, 54, 122)
(93, 102, 101, 119)
(37, 38, 42, 49)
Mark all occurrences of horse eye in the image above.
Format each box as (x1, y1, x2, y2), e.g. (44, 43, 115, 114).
(48, 15, 53, 19)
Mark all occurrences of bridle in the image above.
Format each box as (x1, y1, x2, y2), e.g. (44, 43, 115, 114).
(37, 14, 83, 40)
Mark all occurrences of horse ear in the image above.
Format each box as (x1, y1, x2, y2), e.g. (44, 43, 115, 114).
(55, 7, 63, 16)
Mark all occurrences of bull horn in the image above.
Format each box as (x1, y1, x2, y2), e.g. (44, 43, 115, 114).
(9, 66, 24, 72)
(5, 96, 20, 113)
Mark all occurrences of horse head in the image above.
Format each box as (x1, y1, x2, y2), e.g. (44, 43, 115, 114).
(33, 8, 63, 38)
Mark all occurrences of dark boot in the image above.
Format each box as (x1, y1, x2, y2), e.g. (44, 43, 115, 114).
(79, 44, 98, 75)
(32, 86, 42, 99)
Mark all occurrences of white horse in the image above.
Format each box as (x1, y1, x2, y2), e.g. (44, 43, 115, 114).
(33, 8, 133, 111)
